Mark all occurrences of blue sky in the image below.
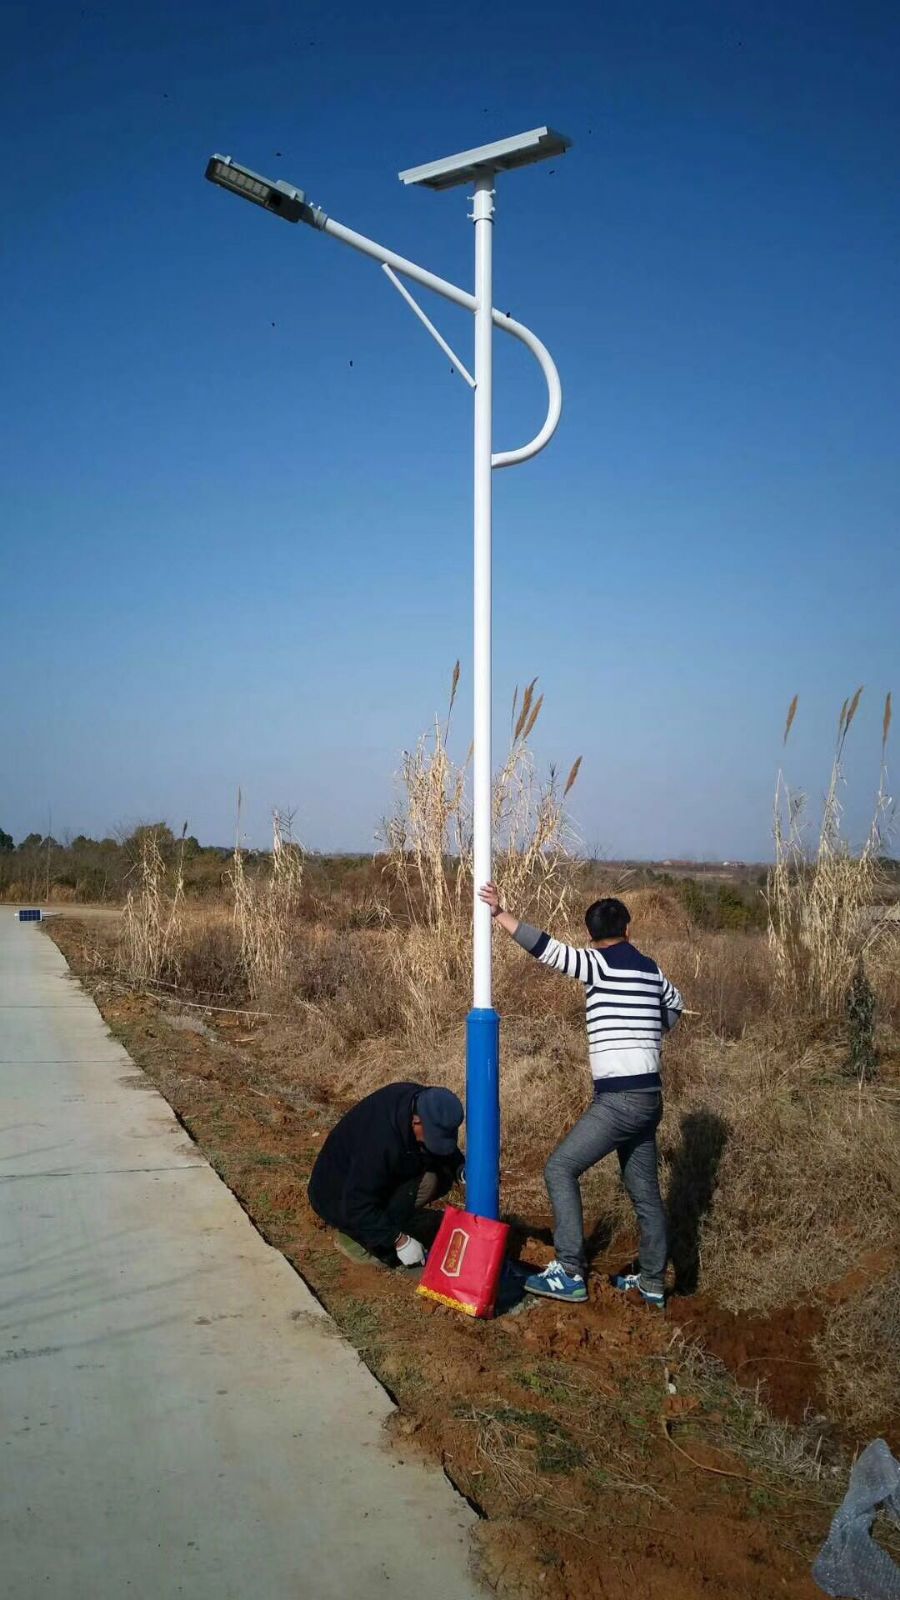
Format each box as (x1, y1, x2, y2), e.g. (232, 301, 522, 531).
(2, 0, 897, 858)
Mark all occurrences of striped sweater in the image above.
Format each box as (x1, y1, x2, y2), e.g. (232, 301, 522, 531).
(513, 923, 684, 1092)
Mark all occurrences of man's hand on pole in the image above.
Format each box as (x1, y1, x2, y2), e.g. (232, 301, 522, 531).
(479, 882, 502, 917)
(478, 883, 520, 938)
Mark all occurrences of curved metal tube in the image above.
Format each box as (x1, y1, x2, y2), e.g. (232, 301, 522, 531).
(321, 213, 561, 472)
(490, 310, 562, 469)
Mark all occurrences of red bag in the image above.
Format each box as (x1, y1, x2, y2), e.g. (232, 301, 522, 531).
(417, 1205, 509, 1319)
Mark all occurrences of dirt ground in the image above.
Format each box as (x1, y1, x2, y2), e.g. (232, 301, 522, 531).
(45, 917, 895, 1599)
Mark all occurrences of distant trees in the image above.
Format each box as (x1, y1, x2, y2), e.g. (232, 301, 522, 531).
(0, 823, 236, 904)
(654, 869, 767, 932)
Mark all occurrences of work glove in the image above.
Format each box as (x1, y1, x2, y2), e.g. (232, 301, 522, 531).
(395, 1234, 426, 1267)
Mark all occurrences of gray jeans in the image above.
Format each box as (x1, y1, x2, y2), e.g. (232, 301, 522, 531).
(544, 1089, 666, 1293)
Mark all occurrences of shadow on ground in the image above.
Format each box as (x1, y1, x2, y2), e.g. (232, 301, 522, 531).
(666, 1108, 729, 1294)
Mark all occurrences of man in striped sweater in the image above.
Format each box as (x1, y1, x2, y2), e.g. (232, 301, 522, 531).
(479, 884, 684, 1307)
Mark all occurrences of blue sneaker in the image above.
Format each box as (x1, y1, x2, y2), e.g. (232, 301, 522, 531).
(523, 1260, 587, 1303)
(611, 1270, 665, 1310)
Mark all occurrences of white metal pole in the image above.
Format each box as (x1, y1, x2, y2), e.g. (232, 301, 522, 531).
(465, 174, 500, 1220)
(472, 175, 494, 1012)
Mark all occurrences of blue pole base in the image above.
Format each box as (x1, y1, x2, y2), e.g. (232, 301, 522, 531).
(465, 1006, 500, 1221)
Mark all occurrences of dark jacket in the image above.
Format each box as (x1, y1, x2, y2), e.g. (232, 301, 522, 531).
(307, 1081, 462, 1251)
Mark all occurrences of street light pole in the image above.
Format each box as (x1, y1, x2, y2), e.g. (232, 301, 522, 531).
(466, 174, 500, 1219)
(205, 129, 570, 1225)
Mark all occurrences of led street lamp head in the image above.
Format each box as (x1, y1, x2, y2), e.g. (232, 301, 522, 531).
(205, 155, 324, 225)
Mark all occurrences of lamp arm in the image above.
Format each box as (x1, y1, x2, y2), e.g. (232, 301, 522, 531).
(320, 214, 561, 468)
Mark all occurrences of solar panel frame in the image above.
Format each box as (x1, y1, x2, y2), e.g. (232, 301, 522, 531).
(398, 127, 571, 191)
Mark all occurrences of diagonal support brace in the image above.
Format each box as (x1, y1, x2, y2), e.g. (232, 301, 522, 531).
(382, 264, 476, 388)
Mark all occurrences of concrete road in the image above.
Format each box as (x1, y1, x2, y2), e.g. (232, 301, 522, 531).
(0, 913, 481, 1599)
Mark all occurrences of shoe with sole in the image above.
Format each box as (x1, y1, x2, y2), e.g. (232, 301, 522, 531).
(334, 1232, 385, 1268)
(523, 1260, 587, 1303)
(610, 1270, 665, 1309)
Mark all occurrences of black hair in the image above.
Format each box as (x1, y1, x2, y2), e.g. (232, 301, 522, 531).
(585, 897, 631, 941)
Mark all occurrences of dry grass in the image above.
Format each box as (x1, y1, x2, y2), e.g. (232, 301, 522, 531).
(170, 902, 243, 1001)
(120, 825, 186, 982)
(117, 804, 305, 1008)
(662, 1028, 900, 1312)
(380, 668, 582, 1041)
(768, 689, 893, 1021)
(230, 801, 304, 1001)
(817, 1269, 900, 1434)
(868, 926, 900, 1031)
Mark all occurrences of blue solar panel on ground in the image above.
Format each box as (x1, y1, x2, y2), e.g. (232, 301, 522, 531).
(16, 909, 43, 922)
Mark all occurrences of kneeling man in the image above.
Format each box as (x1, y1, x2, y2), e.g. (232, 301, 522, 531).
(308, 1082, 464, 1268)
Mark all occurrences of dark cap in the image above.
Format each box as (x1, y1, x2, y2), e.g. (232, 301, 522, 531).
(416, 1087, 464, 1156)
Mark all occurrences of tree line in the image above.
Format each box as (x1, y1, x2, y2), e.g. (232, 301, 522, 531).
(0, 825, 235, 904)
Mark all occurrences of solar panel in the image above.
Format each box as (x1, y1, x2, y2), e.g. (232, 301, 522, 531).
(16, 908, 43, 922)
(399, 128, 571, 191)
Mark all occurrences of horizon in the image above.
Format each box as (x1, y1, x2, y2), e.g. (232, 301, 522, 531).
(8, 821, 897, 874)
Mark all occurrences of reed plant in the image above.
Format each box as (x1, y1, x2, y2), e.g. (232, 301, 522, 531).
(120, 824, 186, 982)
(380, 666, 582, 1040)
(768, 689, 893, 1018)
(230, 797, 304, 1000)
